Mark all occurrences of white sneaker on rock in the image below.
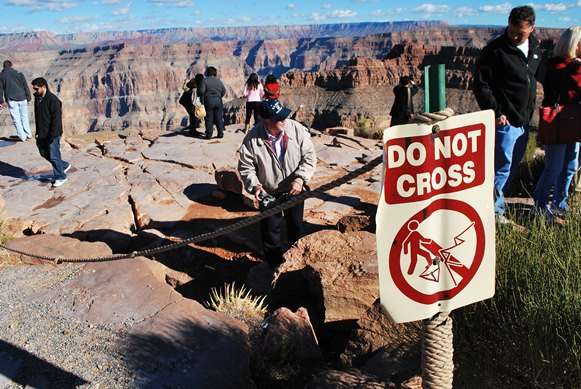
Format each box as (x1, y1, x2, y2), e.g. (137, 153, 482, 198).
(52, 178, 68, 188)
(64, 164, 72, 174)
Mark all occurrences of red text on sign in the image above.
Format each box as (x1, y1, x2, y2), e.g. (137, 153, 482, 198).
(384, 124, 485, 204)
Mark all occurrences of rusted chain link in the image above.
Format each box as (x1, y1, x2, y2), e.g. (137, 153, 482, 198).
(0, 154, 382, 263)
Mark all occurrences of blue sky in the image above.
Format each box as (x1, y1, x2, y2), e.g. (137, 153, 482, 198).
(1, 0, 579, 34)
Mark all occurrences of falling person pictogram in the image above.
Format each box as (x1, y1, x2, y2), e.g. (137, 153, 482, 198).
(403, 220, 475, 287)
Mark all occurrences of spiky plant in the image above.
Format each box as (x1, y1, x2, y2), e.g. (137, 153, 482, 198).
(206, 283, 268, 327)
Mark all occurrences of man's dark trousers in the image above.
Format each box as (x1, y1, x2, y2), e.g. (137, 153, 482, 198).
(260, 201, 304, 268)
(204, 96, 225, 138)
(36, 136, 68, 180)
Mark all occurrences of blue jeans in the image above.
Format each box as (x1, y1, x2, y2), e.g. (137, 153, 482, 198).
(7, 100, 32, 141)
(36, 136, 69, 180)
(494, 124, 529, 215)
(533, 142, 580, 214)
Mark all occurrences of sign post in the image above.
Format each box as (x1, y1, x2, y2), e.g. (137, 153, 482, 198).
(376, 110, 496, 388)
(423, 64, 446, 113)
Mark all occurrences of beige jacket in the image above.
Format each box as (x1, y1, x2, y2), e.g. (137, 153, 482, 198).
(238, 119, 317, 194)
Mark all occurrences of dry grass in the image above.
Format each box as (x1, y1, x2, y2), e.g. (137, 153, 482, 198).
(206, 283, 268, 328)
(0, 219, 19, 267)
(456, 196, 581, 387)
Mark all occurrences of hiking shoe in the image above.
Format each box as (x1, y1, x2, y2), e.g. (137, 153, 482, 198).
(64, 163, 72, 174)
(52, 178, 68, 188)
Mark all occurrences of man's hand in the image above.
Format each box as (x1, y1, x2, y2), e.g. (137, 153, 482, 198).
(496, 115, 510, 127)
(254, 186, 266, 201)
(289, 180, 303, 196)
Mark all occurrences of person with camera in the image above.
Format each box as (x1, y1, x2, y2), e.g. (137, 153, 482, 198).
(238, 99, 316, 292)
(389, 75, 418, 126)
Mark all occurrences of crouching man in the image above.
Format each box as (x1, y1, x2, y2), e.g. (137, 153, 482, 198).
(238, 99, 316, 291)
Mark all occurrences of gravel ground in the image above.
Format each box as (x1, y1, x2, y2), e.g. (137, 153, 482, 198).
(0, 263, 135, 388)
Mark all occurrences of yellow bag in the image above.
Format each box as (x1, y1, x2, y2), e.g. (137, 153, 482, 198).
(193, 96, 206, 119)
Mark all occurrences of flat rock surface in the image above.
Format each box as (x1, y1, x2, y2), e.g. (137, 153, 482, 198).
(0, 127, 382, 240)
(0, 126, 387, 388)
(0, 235, 251, 388)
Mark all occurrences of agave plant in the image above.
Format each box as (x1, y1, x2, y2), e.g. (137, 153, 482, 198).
(206, 282, 268, 326)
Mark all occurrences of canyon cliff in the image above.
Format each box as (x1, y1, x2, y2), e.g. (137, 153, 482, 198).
(0, 23, 561, 136)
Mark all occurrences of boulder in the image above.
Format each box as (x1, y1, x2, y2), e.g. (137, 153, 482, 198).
(252, 307, 323, 388)
(282, 230, 379, 323)
(1, 235, 253, 388)
(337, 214, 372, 233)
(325, 127, 355, 137)
(305, 369, 394, 389)
(362, 347, 420, 385)
(215, 167, 244, 194)
(340, 299, 421, 367)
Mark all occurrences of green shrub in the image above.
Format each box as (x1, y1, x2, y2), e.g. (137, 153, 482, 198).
(456, 198, 581, 387)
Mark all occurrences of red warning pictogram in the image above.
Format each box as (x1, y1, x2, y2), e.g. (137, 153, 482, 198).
(389, 198, 485, 305)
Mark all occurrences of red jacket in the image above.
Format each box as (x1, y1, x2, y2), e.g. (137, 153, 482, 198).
(542, 57, 581, 106)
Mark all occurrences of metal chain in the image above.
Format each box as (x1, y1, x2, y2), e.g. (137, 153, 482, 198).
(0, 155, 382, 263)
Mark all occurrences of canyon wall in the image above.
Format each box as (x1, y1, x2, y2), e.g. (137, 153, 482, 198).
(0, 23, 561, 137)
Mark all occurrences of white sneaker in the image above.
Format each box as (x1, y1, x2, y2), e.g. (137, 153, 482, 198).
(52, 178, 68, 188)
(64, 164, 72, 174)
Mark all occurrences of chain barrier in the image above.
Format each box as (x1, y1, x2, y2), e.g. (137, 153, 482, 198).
(0, 154, 383, 263)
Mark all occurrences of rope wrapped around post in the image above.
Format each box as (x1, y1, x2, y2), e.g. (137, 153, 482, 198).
(421, 312, 454, 389)
(410, 107, 455, 389)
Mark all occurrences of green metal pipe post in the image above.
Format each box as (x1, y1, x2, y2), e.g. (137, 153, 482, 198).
(424, 64, 446, 113)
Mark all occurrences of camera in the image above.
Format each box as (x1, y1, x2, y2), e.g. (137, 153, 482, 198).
(258, 192, 277, 210)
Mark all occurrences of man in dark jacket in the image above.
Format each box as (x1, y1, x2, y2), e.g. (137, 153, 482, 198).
(31, 77, 70, 188)
(198, 66, 226, 139)
(390, 76, 418, 126)
(0, 60, 32, 141)
(473, 6, 543, 223)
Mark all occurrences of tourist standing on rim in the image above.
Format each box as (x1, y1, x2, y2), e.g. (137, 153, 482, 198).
(242, 73, 264, 132)
(389, 76, 418, 126)
(31, 77, 71, 188)
(0, 60, 32, 141)
(179, 78, 196, 133)
(178, 73, 205, 137)
(238, 99, 316, 292)
(198, 66, 226, 139)
(533, 26, 581, 221)
(473, 5, 543, 224)
(263, 74, 280, 100)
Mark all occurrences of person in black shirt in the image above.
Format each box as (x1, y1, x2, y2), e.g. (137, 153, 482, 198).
(31, 78, 70, 188)
(390, 76, 418, 126)
(473, 6, 543, 223)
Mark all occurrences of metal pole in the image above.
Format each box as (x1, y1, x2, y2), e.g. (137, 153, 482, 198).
(424, 65, 431, 114)
(424, 64, 447, 113)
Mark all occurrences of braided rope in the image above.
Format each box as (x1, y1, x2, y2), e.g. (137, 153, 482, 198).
(0, 155, 382, 263)
(421, 312, 454, 389)
(411, 108, 455, 124)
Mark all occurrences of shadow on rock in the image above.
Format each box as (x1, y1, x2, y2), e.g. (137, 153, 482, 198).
(119, 318, 251, 389)
(0, 339, 88, 388)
